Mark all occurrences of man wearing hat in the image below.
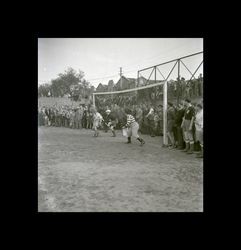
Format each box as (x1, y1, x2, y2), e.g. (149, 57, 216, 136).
(105, 109, 118, 137)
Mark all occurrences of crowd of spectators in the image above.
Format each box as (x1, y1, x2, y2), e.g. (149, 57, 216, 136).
(38, 104, 94, 129)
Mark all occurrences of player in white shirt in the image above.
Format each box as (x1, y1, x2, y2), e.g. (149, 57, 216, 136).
(92, 109, 104, 137)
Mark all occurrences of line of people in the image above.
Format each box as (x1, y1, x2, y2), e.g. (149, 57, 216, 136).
(166, 98, 203, 158)
(38, 105, 94, 129)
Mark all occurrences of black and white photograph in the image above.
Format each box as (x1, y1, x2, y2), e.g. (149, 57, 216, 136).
(38, 38, 203, 212)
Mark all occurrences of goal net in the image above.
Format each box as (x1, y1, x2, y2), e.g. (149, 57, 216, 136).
(93, 52, 203, 146)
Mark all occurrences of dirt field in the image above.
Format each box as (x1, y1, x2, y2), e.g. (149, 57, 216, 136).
(38, 127, 203, 212)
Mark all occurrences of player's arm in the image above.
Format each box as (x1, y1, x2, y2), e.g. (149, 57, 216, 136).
(125, 115, 132, 128)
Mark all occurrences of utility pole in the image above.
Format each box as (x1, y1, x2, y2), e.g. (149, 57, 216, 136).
(120, 67, 123, 89)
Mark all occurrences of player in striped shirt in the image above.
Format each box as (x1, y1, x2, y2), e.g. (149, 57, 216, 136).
(123, 108, 145, 146)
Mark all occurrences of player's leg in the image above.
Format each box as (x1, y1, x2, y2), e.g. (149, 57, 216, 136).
(110, 124, 116, 137)
(195, 130, 203, 158)
(182, 120, 190, 152)
(187, 128, 195, 154)
(133, 122, 145, 145)
(93, 123, 97, 137)
(125, 127, 132, 143)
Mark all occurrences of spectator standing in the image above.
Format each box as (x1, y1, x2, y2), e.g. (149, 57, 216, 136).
(194, 104, 203, 158)
(135, 106, 143, 133)
(181, 98, 195, 154)
(157, 105, 163, 136)
(86, 109, 90, 129)
(174, 102, 185, 149)
(88, 109, 93, 129)
(79, 106, 83, 129)
(74, 108, 80, 129)
(65, 110, 70, 127)
(82, 106, 87, 129)
(146, 107, 155, 137)
(166, 102, 176, 148)
(69, 109, 75, 128)
(153, 111, 160, 136)
(172, 104, 178, 148)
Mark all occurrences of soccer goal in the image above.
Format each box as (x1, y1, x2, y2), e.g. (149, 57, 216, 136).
(93, 51, 203, 146)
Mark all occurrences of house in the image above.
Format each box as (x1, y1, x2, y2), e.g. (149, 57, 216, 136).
(107, 80, 114, 92)
(138, 76, 163, 86)
(114, 76, 137, 91)
(94, 75, 163, 94)
(96, 83, 108, 92)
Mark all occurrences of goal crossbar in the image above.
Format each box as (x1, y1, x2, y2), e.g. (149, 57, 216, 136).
(93, 80, 165, 96)
(92, 80, 168, 146)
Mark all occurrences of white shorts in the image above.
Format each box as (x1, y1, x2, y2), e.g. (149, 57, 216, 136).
(127, 122, 139, 138)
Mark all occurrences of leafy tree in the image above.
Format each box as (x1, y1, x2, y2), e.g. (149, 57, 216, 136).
(38, 67, 95, 100)
(38, 83, 51, 97)
(50, 67, 84, 97)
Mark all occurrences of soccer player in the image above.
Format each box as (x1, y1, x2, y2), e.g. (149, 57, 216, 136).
(105, 109, 118, 137)
(92, 109, 103, 137)
(123, 108, 145, 146)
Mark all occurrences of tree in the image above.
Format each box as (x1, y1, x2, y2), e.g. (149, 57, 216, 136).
(38, 67, 95, 100)
(38, 83, 51, 97)
(50, 67, 84, 97)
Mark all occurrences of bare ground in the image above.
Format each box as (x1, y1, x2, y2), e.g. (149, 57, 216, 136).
(38, 127, 203, 212)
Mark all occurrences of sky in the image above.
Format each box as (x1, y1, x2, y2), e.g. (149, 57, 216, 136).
(38, 38, 203, 88)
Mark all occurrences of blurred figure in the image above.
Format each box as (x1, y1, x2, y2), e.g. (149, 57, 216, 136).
(82, 106, 87, 129)
(135, 106, 143, 133)
(194, 103, 203, 158)
(69, 109, 75, 128)
(181, 98, 195, 154)
(175, 102, 185, 149)
(167, 102, 176, 148)
(88, 108, 93, 129)
(105, 109, 118, 137)
(146, 106, 155, 137)
(92, 108, 103, 137)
